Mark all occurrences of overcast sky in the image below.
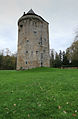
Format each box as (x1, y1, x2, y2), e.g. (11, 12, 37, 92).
(0, 0, 78, 53)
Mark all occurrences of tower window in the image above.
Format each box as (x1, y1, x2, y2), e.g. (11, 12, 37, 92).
(27, 40, 29, 42)
(26, 61, 27, 64)
(41, 62, 43, 67)
(40, 37, 42, 45)
(36, 51, 38, 54)
(20, 25, 23, 28)
(26, 51, 28, 53)
(34, 31, 37, 34)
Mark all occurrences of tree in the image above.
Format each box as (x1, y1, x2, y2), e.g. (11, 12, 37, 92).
(62, 51, 69, 65)
(54, 52, 62, 68)
(59, 50, 62, 61)
(59, 50, 62, 66)
(66, 40, 78, 66)
(0, 53, 3, 69)
(0, 49, 17, 70)
(50, 49, 55, 67)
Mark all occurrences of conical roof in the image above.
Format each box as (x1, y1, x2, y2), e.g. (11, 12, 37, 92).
(27, 9, 35, 14)
(18, 9, 48, 24)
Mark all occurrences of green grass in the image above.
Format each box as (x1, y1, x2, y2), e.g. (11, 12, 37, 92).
(0, 68, 78, 119)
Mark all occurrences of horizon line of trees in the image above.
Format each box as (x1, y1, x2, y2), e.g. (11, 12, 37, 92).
(0, 48, 17, 70)
(0, 35, 78, 70)
(50, 35, 78, 68)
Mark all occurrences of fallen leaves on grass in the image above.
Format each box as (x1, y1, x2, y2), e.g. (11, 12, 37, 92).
(63, 110, 67, 114)
(75, 110, 77, 113)
(66, 102, 69, 104)
(5, 107, 9, 110)
(58, 105, 61, 109)
(13, 104, 16, 106)
(72, 113, 76, 117)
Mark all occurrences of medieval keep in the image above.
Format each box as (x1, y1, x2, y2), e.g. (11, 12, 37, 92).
(17, 9, 50, 70)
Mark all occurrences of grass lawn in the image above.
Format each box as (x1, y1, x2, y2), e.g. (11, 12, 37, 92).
(0, 68, 78, 119)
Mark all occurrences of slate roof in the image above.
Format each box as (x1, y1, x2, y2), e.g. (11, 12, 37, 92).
(27, 9, 35, 14)
(18, 9, 48, 24)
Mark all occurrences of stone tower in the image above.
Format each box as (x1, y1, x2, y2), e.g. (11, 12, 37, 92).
(17, 9, 50, 70)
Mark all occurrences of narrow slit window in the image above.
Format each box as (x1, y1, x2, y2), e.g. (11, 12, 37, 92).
(36, 51, 38, 54)
(27, 40, 29, 42)
(40, 37, 42, 45)
(34, 31, 37, 34)
(26, 61, 27, 64)
(26, 51, 28, 53)
(20, 25, 23, 28)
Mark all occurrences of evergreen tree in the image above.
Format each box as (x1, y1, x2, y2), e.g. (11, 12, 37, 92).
(50, 49, 55, 67)
(62, 51, 69, 65)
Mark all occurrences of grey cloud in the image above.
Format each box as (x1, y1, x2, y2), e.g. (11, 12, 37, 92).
(0, 0, 78, 53)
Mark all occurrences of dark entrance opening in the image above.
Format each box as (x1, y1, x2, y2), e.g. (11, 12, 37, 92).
(41, 62, 43, 67)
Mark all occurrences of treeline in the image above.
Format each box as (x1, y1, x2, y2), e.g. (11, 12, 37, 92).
(0, 36, 78, 70)
(50, 39, 78, 68)
(0, 48, 17, 70)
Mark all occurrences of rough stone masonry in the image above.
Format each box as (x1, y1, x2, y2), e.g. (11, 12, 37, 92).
(17, 9, 50, 70)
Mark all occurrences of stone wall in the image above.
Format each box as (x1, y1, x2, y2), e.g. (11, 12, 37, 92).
(17, 14, 50, 70)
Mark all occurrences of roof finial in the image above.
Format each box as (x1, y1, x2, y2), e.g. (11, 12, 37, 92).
(23, 12, 25, 16)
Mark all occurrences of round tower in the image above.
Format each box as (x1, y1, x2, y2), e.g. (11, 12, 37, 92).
(17, 9, 50, 70)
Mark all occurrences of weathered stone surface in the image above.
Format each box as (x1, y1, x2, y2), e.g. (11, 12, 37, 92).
(17, 10, 50, 70)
